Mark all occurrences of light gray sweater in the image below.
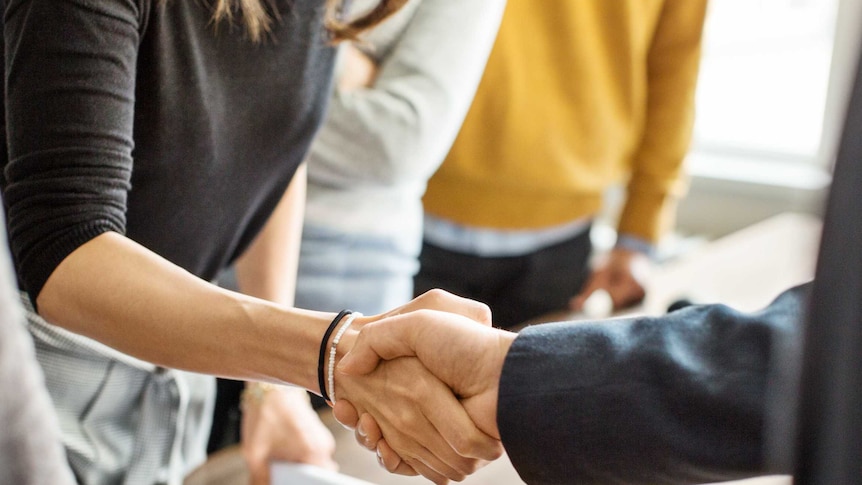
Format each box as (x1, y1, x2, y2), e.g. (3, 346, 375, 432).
(304, 0, 506, 256)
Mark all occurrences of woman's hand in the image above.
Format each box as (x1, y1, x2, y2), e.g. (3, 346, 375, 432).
(240, 384, 337, 485)
(335, 290, 502, 483)
(330, 290, 505, 484)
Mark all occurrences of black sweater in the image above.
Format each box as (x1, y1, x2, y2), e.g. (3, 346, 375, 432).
(1, 0, 335, 302)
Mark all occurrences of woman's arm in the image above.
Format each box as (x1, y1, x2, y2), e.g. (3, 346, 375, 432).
(3, 1, 500, 480)
(39, 231, 326, 386)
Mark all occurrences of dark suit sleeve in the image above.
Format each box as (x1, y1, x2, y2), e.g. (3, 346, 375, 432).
(497, 284, 810, 485)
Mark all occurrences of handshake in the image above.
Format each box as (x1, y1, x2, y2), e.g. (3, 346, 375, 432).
(316, 283, 794, 485)
(324, 289, 517, 484)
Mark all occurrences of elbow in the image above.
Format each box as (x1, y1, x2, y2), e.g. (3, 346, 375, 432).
(332, 86, 457, 185)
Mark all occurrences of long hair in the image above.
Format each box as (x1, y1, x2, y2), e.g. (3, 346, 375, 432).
(211, 0, 409, 43)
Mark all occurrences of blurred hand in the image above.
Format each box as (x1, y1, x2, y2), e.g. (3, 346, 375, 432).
(569, 247, 651, 312)
(241, 385, 337, 485)
(335, 300, 516, 478)
(332, 290, 504, 484)
(338, 43, 378, 92)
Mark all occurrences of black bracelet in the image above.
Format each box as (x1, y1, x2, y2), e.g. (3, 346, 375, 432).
(318, 309, 352, 403)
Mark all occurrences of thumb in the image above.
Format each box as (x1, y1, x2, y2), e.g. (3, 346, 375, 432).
(338, 316, 419, 375)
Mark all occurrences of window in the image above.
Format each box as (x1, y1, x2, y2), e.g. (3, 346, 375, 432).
(689, 0, 843, 188)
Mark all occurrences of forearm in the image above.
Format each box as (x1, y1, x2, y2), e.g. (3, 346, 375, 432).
(37, 231, 329, 390)
(498, 284, 809, 484)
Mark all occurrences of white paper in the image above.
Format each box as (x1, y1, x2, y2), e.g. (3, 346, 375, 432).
(270, 462, 378, 485)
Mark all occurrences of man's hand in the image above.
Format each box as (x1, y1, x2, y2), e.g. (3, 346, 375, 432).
(570, 247, 651, 312)
(334, 296, 517, 479)
(240, 385, 337, 485)
(330, 290, 505, 484)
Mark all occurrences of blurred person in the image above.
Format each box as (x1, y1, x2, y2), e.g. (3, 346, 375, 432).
(332, 27, 862, 485)
(0, 1, 500, 484)
(296, 0, 505, 315)
(0, 201, 76, 485)
(416, 0, 709, 328)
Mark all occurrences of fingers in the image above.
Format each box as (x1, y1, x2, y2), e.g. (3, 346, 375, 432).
(337, 315, 418, 375)
(341, 290, 493, 376)
(381, 288, 492, 326)
(382, 367, 496, 476)
(341, 309, 493, 376)
(570, 270, 607, 311)
(337, 357, 495, 482)
(571, 265, 639, 313)
(345, 410, 428, 480)
(402, 456, 451, 485)
(377, 400, 474, 480)
(332, 399, 360, 429)
(355, 412, 383, 450)
(605, 281, 646, 310)
(360, 410, 496, 480)
(426, 393, 503, 461)
(376, 439, 417, 476)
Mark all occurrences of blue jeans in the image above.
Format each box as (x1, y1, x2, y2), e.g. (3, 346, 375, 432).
(295, 223, 419, 315)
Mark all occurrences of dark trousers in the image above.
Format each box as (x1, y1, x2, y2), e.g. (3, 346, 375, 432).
(415, 227, 593, 329)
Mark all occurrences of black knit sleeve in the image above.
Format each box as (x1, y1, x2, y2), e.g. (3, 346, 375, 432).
(497, 284, 810, 485)
(2, 0, 143, 304)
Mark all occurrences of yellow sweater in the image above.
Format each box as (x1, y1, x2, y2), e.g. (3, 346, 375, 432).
(422, 0, 708, 243)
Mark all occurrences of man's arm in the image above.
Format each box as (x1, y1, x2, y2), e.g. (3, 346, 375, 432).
(574, 0, 710, 313)
(340, 284, 809, 484)
(617, 0, 709, 243)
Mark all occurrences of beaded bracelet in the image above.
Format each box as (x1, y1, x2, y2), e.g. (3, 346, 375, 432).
(318, 310, 352, 403)
(328, 312, 361, 404)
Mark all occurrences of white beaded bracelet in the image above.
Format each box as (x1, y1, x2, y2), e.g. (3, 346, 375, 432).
(328, 312, 361, 404)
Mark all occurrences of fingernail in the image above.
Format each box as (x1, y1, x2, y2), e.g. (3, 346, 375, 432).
(357, 425, 367, 438)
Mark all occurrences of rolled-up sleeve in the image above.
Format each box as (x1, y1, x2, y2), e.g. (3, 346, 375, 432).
(2, 0, 141, 302)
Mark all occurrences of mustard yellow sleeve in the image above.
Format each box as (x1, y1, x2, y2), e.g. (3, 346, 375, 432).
(618, 0, 709, 243)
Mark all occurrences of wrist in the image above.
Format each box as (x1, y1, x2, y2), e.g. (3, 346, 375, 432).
(237, 301, 339, 393)
(328, 317, 364, 404)
(327, 312, 361, 404)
